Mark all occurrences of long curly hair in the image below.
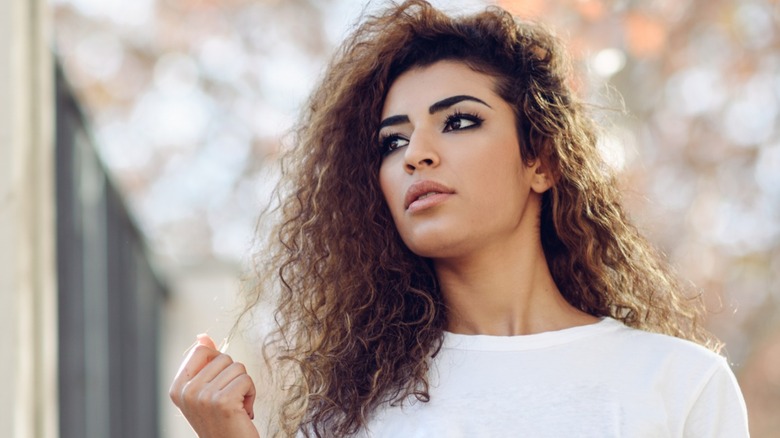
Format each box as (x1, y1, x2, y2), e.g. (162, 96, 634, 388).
(243, 1, 718, 436)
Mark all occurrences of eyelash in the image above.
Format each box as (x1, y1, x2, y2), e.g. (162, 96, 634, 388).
(444, 110, 484, 133)
(378, 110, 485, 157)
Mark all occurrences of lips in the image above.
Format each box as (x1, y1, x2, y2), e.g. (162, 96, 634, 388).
(404, 180, 455, 211)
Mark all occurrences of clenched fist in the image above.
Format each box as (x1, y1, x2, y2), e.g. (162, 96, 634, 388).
(170, 334, 260, 438)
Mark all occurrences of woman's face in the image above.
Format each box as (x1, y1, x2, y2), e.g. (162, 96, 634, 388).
(378, 60, 548, 259)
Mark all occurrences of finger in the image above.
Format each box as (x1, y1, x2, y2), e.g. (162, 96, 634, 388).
(179, 344, 220, 380)
(177, 334, 219, 377)
(197, 333, 218, 350)
(170, 344, 221, 403)
(188, 353, 235, 386)
(221, 373, 257, 419)
(243, 375, 256, 420)
(208, 361, 247, 391)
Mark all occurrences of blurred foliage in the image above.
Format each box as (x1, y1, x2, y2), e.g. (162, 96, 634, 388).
(53, 0, 779, 435)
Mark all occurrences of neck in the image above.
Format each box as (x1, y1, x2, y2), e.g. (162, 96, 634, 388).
(434, 231, 596, 336)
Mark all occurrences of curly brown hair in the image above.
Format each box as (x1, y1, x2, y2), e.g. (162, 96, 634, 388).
(242, 1, 719, 436)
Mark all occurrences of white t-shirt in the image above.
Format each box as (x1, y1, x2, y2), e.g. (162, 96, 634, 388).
(359, 317, 748, 437)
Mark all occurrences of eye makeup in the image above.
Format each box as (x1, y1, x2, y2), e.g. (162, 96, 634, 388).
(377, 108, 485, 157)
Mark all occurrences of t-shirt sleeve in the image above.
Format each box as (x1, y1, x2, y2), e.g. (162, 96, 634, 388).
(683, 356, 749, 437)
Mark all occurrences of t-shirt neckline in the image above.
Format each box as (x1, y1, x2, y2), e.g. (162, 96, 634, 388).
(441, 317, 623, 351)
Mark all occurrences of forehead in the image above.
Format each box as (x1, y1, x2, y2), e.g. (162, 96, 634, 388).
(381, 61, 499, 117)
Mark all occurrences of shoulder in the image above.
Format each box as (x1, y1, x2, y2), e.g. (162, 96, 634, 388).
(592, 318, 734, 403)
(597, 319, 749, 436)
(597, 317, 724, 367)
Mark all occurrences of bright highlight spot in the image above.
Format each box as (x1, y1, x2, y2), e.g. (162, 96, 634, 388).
(592, 48, 626, 78)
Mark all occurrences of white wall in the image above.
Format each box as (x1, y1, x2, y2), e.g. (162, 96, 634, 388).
(0, 0, 57, 437)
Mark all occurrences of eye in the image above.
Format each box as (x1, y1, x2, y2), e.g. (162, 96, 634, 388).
(443, 111, 483, 133)
(378, 133, 409, 157)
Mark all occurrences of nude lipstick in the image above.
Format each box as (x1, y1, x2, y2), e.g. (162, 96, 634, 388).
(404, 180, 455, 213)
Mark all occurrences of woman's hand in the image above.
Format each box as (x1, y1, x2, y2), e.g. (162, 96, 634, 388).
(170, 334, 259, 438)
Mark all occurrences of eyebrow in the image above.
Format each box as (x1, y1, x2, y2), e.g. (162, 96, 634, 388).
(378, 114, 410, 130)
(429, 95, 492, 114)
(378, 94, 492, 130)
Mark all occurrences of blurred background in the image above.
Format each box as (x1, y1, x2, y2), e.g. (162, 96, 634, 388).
(2, 0, 778, 437)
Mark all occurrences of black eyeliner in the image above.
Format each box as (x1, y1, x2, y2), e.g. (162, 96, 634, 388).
(443, 110, 484, 132)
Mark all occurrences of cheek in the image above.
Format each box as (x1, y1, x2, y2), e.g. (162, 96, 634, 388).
(378, 165, 400, 213)
(467, 146, 528, 212)
(472, 147, 524, 192)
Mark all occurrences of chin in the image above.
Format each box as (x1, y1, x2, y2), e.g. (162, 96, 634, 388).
(397, 219, 482, 259)
(403, 234, 471, 260)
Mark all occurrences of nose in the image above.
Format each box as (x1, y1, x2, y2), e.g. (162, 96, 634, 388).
(403, 130, 440, 174)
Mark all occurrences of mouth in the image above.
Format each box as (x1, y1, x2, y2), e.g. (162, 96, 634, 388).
(404, 180, 455, 211)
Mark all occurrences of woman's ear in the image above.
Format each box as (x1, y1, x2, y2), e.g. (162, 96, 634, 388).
(528, 160, 554, 194)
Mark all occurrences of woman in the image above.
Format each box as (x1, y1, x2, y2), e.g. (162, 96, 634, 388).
(170, 1, 749, 436)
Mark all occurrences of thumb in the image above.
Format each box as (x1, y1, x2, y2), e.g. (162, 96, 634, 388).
(196, 333, 218, 350)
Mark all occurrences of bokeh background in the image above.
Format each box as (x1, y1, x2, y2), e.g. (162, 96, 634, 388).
(49, 0, 779, 436)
